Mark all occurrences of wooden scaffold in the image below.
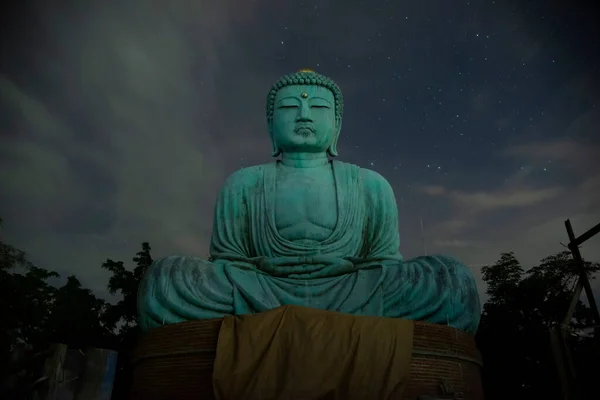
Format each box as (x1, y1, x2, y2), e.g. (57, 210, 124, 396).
(550, 220, 600, 400)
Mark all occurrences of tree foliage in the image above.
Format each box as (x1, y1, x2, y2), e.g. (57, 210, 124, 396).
(0, 218, 59, 366)
(45, 275, 116, 349)
(101, 242, 152, 338)
(477, 250, 600, 400)
(0, 218, 34, 272)
(1, 218, 151, 398)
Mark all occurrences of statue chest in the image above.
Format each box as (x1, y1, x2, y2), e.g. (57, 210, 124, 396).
(274, 168, 338, 241)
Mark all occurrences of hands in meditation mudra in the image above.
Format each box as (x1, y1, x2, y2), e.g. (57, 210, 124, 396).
(137, 70, 481, 334)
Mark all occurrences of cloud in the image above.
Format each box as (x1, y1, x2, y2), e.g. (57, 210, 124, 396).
(518, 211, 600, 266)
(0, 77, 90, 232)
(450, 187, 563, 211)
(433, 239, 482, 248)
(421, 175, 600, 304)
(0, 0, 272, 295)
(2, 0, 400, 298)
(419, 185, 446, 196)
(580, 173, 600, 208)
(502, 139, 582, 159)
(434, 220, 469, 234)
(500, 105, 600, 171)
(423, 192, 598, 274)
(415, 134, 599, 270)
(419, 183, 563, 212)
(501, 138, 598, 171)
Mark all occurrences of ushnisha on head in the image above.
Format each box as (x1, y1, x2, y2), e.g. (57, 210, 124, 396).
(266, 69, 344, 157)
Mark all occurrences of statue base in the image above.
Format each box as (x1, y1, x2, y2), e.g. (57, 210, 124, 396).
(130, 307, 484, 399)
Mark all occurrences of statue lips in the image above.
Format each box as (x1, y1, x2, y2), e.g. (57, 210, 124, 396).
(294, 124, 316, 137)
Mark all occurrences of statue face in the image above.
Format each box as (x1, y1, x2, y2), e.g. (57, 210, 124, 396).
(272, 84, 337, 154)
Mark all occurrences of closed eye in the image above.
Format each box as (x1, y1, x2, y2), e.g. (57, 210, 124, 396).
(278, 105, 298, 109)
(311, 105, 329, 108)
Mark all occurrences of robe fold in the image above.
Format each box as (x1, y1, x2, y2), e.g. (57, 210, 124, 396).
(138, 161, 481, 333)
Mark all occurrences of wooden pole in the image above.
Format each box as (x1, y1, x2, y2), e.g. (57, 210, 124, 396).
(569, 221, 600, 248)
(549, 327, 576, 400)
(553, 219, 600, 400)
(564, 220, 600, 333)
(562, 279, 584, 328)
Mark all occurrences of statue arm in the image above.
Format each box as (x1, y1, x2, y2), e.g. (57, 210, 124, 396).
(361, 169, 402, 259)
(137, 169, 262, 330)
(209, 169, 254, 260)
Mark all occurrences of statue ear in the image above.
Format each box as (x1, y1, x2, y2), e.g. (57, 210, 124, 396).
(268, 123, 281, 157)
(327, 119, 342, 157)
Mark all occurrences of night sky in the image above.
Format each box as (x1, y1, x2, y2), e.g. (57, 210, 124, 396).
(1, 0, 599, 302)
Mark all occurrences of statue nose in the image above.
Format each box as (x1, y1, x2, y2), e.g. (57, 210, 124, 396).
(297, 104, 312, 121)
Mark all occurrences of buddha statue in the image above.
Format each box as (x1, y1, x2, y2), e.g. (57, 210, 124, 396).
(137, 70, 481, 334)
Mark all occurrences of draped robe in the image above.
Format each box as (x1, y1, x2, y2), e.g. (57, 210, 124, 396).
(138, 161, 481, 333)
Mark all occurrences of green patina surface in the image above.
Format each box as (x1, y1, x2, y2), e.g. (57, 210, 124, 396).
(137, 70, 481, 333)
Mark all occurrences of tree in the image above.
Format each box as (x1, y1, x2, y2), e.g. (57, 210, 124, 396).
(522, 251, 600, 398)
(100, 242, 154, 400)
(477, 251, 600, 400)
(0, 218, 58, 364)
(1, 218, 60, 399)
(477, 252, 533, 399)
(481, 252, 523, 305)
(0, 217, 34, 271)
(101, 242, 153, 338)
(523, 251, 599, 330)
(1, 216, 119, 353)
(44, 276, 116, 350)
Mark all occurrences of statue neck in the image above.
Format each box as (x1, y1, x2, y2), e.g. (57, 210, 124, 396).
(280, 152, 329, 168)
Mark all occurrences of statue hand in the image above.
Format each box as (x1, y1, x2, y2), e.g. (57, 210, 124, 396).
(257, 256, 356, 278)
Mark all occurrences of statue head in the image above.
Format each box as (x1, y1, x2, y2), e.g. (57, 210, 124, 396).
(266, 70, 344, 157)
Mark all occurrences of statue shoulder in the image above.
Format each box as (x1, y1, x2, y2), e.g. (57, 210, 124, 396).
(332, 161, 394, 198)
(221, 164, 269, 192)
(358, 167, 394, 195)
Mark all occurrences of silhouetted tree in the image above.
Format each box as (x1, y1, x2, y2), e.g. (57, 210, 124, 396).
(0, 217, 34, 271)
(101, 242, 153, 400)
(101, 242, 152, 338)
(477, 251, 599, 400)
(1, 217, 115, 398)
(0, 217, 58, 364)
(44, 276, 116, 350)
(482, 252, 523, 305)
